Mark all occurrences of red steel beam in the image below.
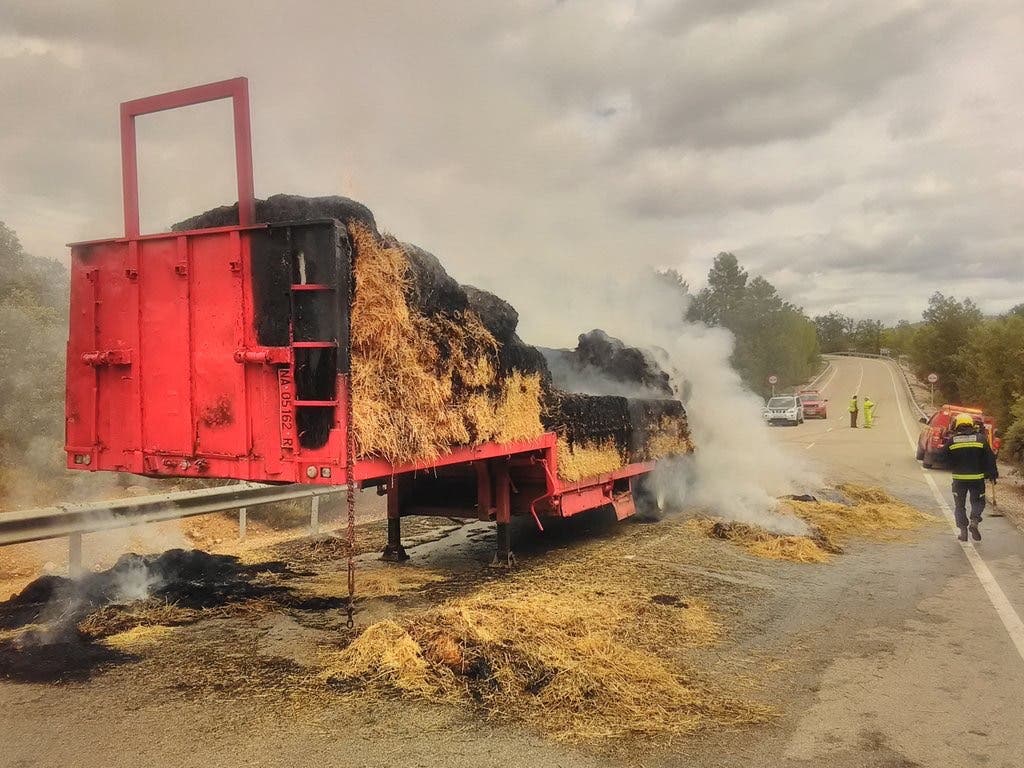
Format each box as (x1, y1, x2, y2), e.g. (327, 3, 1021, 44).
(120, 77, 255, 238)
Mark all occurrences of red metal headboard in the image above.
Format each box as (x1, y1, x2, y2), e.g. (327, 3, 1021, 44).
(119, 76, 255, 238)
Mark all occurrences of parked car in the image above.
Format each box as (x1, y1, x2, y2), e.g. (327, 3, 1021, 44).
(764, 395, 804, 426)
(916, 404, 1002, 468)
(797, 390, 828, 419)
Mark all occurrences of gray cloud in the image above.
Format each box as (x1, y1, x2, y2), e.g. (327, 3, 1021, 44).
(0, 0, 1021, 331)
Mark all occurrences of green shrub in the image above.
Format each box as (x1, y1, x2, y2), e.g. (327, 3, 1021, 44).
(1000, 395, 1024, 466)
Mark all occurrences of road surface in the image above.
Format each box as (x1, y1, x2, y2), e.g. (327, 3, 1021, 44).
(763, 354, 1024, 767)
(1, 354, 1022, 768)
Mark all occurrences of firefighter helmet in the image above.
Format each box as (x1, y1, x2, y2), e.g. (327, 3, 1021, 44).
(954, 413, 975, 429)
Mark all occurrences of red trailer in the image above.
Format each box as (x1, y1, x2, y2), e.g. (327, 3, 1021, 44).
(64, 78, 663, 564)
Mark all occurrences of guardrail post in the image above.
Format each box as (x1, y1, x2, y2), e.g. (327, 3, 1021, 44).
(68, 532, 83, 578)
(310, 495, 320, 536)
(238, 507, 247, 541)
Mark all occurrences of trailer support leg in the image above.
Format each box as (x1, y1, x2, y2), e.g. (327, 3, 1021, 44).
(490, 461, 516, 568)
(68, 532, 83, 578)
(382, 476, 409, 562)
(309, 495, 320, 536)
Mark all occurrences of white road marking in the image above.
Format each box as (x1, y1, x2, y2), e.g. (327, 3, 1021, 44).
(827, 427, 833, 433)
(806, 362, 834, 389)
(855, 362, 864, 394)
(805, 442, 816, 450)
(815, 361, 840, 394)
(883, 358, 1024, 664)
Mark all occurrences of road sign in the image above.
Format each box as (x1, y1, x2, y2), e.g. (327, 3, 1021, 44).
(768, 375, 779, 385)
(927, 372, 938, 384)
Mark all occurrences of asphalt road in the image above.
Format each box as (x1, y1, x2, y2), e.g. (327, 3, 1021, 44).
(2, 354, 1022, 768)
(765, 354, 1024, 767)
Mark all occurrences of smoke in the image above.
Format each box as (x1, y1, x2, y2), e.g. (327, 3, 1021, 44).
(521, 269, 818, 533)
(107, 556, 164, 603)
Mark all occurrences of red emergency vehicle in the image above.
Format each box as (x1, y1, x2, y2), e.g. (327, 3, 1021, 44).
(916, 405, 1001, 469)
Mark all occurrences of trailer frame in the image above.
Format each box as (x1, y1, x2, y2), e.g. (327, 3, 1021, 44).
(64, 78, 662, 564)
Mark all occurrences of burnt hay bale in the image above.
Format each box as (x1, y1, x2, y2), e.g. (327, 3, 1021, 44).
(400, 243, 469, 317)
(543, 392, 632, 454)
(172, 193, 378, 234)
(498, 334, 552, 383)
(626, 398, 689, 461)
(574, 330, 673, 396)
(464, 285, 519, 342)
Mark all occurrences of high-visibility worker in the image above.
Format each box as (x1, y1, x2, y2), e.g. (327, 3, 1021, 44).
(863, 396, 875, 429)
(944, 413, 999, 541)
(848, 395, 858, 428)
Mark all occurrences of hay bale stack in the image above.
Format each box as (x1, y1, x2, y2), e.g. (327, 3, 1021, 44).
(177, 195, 692, 478)
(346, 224, 543, 460)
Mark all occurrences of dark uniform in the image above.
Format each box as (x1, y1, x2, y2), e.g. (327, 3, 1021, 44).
(943, 422, 998, 541)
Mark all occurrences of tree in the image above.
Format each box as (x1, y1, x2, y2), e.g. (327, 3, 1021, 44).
(957, 314, 1024, 426)
(687, 253, 819, 395)
(850, 319, 883, 355)
(813, 312, 853, 352)
(909, 293, 983, 403)
(0, 221, 71, 505)
(881, 320, 916, 357)
(686, 252, 748, 326)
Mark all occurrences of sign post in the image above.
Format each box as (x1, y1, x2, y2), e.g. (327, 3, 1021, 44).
(927, 372, 938, 407)
(768, 374, 779, 397)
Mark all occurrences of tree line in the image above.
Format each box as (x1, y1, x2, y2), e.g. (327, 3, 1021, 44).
(663, 252, 821, 397)
(813, 295, 1024, 464)
(0, 221, 71, 505)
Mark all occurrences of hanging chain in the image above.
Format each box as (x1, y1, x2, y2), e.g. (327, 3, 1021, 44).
(345, 439, 356, 629)
(344, 237, 357, 631)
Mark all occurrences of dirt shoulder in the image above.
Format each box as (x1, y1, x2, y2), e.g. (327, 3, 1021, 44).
(992, 463, 1024, 531)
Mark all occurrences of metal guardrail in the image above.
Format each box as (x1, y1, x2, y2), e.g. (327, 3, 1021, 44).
(0, 481, 346, 573)
(827, 351, 890, 359)
(893, 362, 930, 420)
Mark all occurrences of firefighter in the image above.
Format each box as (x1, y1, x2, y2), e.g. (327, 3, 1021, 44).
(944, 413, 998, 541)
(848, 395, 858, 428)
(863, 396, 875, 429)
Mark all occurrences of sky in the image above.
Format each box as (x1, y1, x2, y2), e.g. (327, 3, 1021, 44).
(1, 0, 1022, 341)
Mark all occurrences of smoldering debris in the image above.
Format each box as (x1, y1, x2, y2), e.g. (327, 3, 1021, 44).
(689, 485, 935, 563)
(691, 519, 838, 564)
(1, 549, 290, 630)
(0, 549, 295, 683)
(0, 636, 134, 684)
(321, 533, 770, 744)
(176, 195, 694, 478)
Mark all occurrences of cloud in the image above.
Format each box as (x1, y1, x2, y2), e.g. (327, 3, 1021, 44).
(620, 148, 844, 217)
(0, 0, 1021, 330)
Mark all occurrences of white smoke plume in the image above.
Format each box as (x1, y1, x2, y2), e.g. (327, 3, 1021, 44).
(523, 269, 819, 533)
